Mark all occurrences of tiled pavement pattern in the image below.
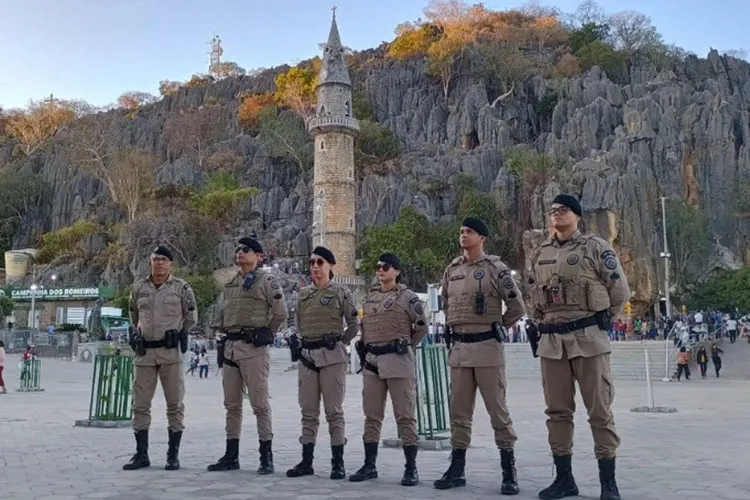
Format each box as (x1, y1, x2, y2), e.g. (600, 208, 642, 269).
(0, 348, 747, 500)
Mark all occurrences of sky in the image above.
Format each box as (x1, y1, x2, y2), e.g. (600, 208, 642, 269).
(1, 0, 748, 109)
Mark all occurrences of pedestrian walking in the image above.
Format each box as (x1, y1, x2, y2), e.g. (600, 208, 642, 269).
(349, 253, 428, 486)
(124, 245, 197, 471)
(711, 343, 724, 377)
(0, 340, 7, 394)
(434, 218, 526, 495)
(286, 246, 359, 480)
(697, 346, 709, 378)
(527, 195, 629, 500)
(207, 237, 288, 474)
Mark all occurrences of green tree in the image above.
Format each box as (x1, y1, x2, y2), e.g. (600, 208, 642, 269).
(36, 220, 102, 264)
(0, 169, 49, 253)
(0, 294, 14, 318)
(259, 107, 313, 171)
(354, 120, 401, 166)
(191, 173, 260, 224)
(665, 199, 711, 292)
(575, 40, 628, 83)
(181, 274, 220, 322)
(569, 22, 610, 54)
(688, 267, 750, 313)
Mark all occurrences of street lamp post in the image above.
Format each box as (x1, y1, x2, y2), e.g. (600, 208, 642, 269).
(660, 196, 672, 382)
(29, 264, 37, 331)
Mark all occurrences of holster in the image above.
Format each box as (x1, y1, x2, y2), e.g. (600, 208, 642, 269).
(355, 340, 366, 374)
(444, 325, 453, 349)
(179, 328, 188, 354)
(164, 329, 181, 350)
(323, 333, 339, 350)
(247, 327, 274, 347)
(595, 310, 613, 331)
(395, 338, 410, 354)
(130, 334, 146, 356)
(288, 334, 300, 362)
(491, 322, 506, 343)
(529, 330, 540, 358)
(216, 338, 226, 365)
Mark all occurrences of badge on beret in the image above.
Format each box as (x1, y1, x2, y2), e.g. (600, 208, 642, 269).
(383, 298, 394, 309)
(320, 296, 333, 306)
(566, 255, 579, 265)
(604, 256, 618, 270)
(503, 277, 515, 290)
(473, 270, 485, 280)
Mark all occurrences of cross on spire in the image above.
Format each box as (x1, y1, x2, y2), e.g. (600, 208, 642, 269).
(331, 5, 337, 19)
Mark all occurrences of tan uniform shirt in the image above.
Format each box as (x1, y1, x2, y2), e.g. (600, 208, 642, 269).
(441, 252, 526, 367)
(529, 230, 630, 359)
(217, 269, 289, 362)
(129, 275, 198, 366)
(361, 284, 429, 379)
(297, 282, 359, 368)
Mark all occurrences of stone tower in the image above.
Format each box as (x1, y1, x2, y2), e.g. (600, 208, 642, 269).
(308, 11, 361, 285)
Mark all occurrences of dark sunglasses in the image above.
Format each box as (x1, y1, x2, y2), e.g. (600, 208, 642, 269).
(308, 258, 326, 267)
(376, 263, 392, 272)
(235, 246, 253, 254)
(548, 206, 571, 216)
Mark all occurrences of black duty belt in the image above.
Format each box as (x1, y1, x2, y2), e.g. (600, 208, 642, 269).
(224, 358, 239, 368)
(365, 341, 411, 355)
(299, 355, 320, 372)
(452, 330, 496, 343)
(225, 331, 250, 341)
(301, 336, 340, 350)
(143, 339, 169, 349)
(538, 315, 599, 334)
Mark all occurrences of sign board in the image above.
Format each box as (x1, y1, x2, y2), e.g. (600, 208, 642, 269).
(8, 287, 101, 302)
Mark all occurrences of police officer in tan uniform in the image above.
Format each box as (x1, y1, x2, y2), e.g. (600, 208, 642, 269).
(207, 237, 288, 474)
(124, 245, 197, 471)
(350, 253, 427, 486)
(434, 218, 526, 494)
(286, 246, 359, 480)
(527, 195, 628, 500)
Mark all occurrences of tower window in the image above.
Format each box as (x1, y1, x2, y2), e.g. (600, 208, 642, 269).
(348, 168, 353, 178)
(320, 105, 326, 115)
(321, 141, 325, 150)
(345, 101, 351, 117)
(349, 218, 354, 228)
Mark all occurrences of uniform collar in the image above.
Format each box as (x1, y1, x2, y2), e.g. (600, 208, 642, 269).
(461, 251, 487, 265)
(549, 230, 582, 247)
(148, 274, 173, 286)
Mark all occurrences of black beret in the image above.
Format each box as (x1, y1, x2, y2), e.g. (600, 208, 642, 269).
(552, 194, 582, 216)
(378, 253, 401, 270)
(152, 245, 173, 261)
(312, 246, 336, 265)
(462, 217, 489, 237)
(237, 237, 263, 254)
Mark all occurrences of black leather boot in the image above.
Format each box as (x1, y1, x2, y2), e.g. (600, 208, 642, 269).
(400, 445, 419, 486)
(330, 444, 346, 480)
(164, 430, 182, 471)
(500, 449, 519, 495)
(349, 442, 378, 482)
(433, 448, 466, 490)
(286, 443, 315, 477)
(538, 454, 579, 500)
(598, 458, 621, 500)
(122, 430, 150, 470)
(257, 440, 274, 475)
(207, 439, 240, 471)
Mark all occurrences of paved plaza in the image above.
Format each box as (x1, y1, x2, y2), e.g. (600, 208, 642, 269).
(0, 348, 747, 500)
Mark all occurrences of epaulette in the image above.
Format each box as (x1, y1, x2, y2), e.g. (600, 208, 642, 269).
(450, 256, 463, 266)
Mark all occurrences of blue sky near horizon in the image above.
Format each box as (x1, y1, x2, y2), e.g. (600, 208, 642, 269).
(1, 0, 748, 109)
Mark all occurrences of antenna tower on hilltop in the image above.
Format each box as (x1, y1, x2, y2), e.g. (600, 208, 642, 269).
(209, 35, 223, 73)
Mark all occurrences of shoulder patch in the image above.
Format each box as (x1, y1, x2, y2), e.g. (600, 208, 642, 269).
(604, 256, 618, 270)
(502, 277, 515, 290)
(600, 250, 616, 260)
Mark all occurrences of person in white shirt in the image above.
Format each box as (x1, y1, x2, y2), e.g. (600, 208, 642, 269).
(199, 350, 209, 378)
(725, 317, 738, 343)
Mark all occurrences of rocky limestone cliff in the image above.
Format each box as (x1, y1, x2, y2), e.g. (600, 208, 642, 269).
(2, 48, 749, 313)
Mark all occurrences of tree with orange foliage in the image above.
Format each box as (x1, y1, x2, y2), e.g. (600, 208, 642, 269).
(274, 64, 318, 120)
(388, 22, 441, 60)
(5, 99, 76, 156)
(117, 91, 157, 111)
(238, 92, 275, 134)
(159, 80, 182, 96)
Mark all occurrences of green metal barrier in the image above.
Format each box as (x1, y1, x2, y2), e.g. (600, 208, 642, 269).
(17, 359, 44, 392)
(88, 354, 134, 421)
(415, 345, 451, 440)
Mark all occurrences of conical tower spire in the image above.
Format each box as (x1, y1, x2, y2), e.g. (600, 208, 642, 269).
(319, 9, 350, 86)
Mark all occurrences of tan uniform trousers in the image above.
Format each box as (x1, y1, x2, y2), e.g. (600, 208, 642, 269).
(298, 362, 346, 446)
(450, 365, 517, 450)
(223, 354, 272, 441)
(540, 352, 620, 459)
(362, 376, 418, 446)
(132, 362, 185, 432)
